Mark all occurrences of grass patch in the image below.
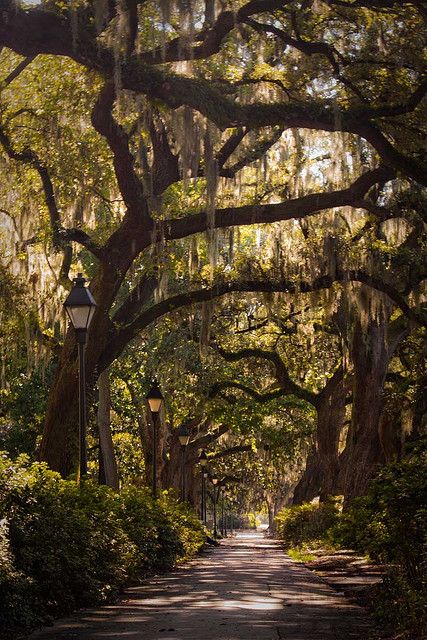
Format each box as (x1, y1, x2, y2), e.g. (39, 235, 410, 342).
(287, 546, 316, 562)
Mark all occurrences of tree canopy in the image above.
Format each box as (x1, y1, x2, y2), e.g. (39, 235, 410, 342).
(0, 0, 425, 508)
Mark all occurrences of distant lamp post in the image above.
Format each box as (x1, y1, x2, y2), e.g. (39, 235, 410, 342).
(178, 423, 191, 501)
(212, 476, 219, 538)
(63, 273, 96, 481)
(199, 451, 208, 524)
(221, 488, 225, 537)
(146, 380, 164, 498)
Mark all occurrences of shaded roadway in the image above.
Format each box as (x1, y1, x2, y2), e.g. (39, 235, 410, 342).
(30, 531, 374, 640)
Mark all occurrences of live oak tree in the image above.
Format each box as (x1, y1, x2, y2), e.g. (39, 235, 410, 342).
(208, 287, 421, 503)
(0, 0, 426, 481)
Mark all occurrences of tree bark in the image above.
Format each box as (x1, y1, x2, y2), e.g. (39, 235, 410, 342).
(292, 448, 322, 504)
(293, 367, 346, 503)
(97, 368, 119, 491)
(38, 228, 150, 476)
(39, 310, 115, 475)
(340, 317, 388, 503)
(317, 367, 347, 501)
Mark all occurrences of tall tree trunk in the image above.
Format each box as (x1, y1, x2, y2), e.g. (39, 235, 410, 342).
(292, 447, 321, 504)
(266, 498, 275, 533)
(317, 367, 347, 501)
(38, 261, 128, 476)
(411, 374, 427, 439)
(38, 329, 99, 476)
(378, 395, 404, 463)
(163, 436, 198, 505)
(293, 367, 346, 504)
(162, 433, 182, 496)
(146, 410, 168, 494)
(97, 368, 119, 491)
(39, 222, 152, 476)
(340, 317, 388, 503)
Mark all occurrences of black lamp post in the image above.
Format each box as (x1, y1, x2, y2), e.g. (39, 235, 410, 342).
(221, 488, 225, 537)
(178, 423, 191, 501)
(212, 477, 219, 538)
(63, 273, 96, 481)
(199, 450, 208, 524)
(146, 380, 164, 498)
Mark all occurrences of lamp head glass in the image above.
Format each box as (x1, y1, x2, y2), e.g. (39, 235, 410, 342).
(199, 451, 208, 466)
(63, 273, 96, 331)
(178, 423, 191, 446)
(146, 380, 164, 413)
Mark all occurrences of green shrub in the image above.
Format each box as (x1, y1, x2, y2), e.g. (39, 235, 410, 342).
(0, 518, 36, 629)
(275, 498, 340, 548)
(329, 444, 427, 638)
(0, 453, 206, 636)
(159, 493, 207, 561)
(330, 446, 426, 575)
(0, 455, 131, 627)
(117, 486, 184, 577)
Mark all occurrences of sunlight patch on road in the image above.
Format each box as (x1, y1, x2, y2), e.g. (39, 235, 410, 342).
(190, 595, 283, 611)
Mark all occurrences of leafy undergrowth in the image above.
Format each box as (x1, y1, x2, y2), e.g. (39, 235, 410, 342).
(286, 547, 316, 563)
(275, 441, 427, 640)
(0, 453, 206, 639)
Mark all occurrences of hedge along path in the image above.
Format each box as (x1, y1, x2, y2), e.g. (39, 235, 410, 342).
(30, 531, 374, 640)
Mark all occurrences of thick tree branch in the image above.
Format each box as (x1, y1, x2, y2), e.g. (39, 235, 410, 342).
(0, 124, 61, 238)
(0, 124, 103, 257)
(209, 380, 294, 404)
(191, 424, 229, 449)
(213, 345, 317, 405)
(140, 0, 289, 64)
(91, 83, 148, 219)
(98, 268, 426, 373)
(112, 272, 159, 326)
(1, 4, 425, 184)
(148, 111, 180, 196)
(60, 228, 104, 259)
(216, 128, 248, 173)
(2, 55, 36, 86)
(244, 18, 342, 74)
(219, 128, 283, 178)
(162, 166, 396, 241)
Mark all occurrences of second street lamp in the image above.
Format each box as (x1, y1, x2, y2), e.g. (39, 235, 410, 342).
(146, 380, 164, 498)
(199, 450, 208, 524)
(63, 273, 96, 481)
(178, 423, 191, 501)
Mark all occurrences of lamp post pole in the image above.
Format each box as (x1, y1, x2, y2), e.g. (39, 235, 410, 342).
(146, 380, 164, 499)
(153, 413, 158, 498)
(203, 471, 208, 523)
(199, 451, 208, 524)
(63, 273, 96, 482)
(181, 445, 185, 501)
(212, 477, 218, 538)
(221, 489, 225, 536)
(200, 466, 204, 520)
(77, 331, 87, 477)
(178, 423, 191, 502)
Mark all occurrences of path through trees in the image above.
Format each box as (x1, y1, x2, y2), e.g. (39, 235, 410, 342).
(29, 531, 374, 640)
